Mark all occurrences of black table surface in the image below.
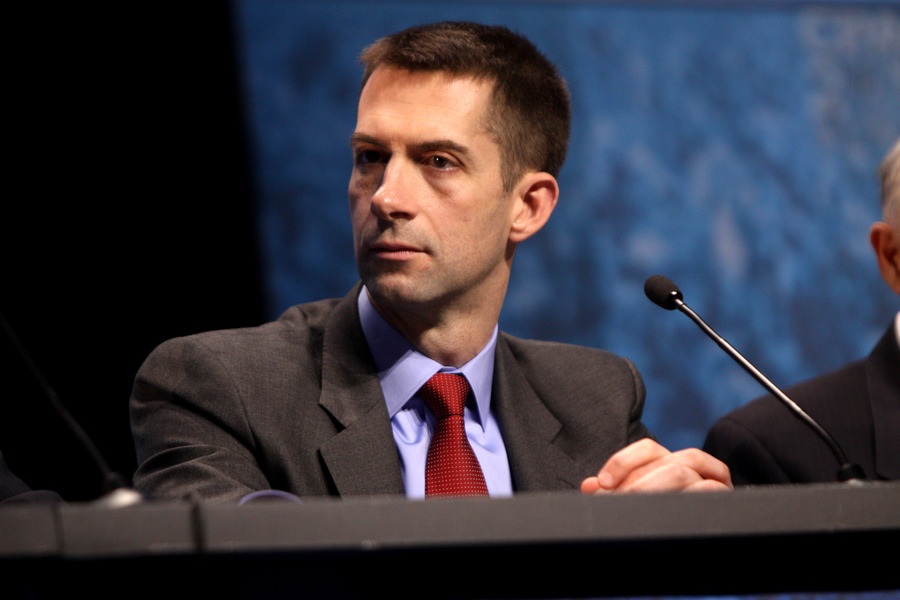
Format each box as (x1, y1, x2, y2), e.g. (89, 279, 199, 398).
(2, 481, 898, 598)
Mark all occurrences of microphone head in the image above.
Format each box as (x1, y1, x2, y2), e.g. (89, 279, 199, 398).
(644, 275, 684, 310)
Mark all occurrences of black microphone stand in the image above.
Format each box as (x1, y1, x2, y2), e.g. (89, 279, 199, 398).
(645, 275, 867, 484)
(1, 312, 143, 506)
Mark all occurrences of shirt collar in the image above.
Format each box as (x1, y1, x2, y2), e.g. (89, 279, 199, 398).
(358, 286, 497, 429)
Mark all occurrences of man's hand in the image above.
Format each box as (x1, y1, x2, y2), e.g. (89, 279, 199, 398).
(580, 438, 732, 494)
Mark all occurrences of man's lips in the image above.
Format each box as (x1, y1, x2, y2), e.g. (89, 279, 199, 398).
(367, 241, 424, 260)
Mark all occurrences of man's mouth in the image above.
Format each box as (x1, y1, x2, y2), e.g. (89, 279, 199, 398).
(368, 241, 423, 260)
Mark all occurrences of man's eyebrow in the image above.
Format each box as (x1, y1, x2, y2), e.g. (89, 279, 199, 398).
(349, 132, 471, 158)
(415, 139, 471, 157)
(349, 132, 384, 148)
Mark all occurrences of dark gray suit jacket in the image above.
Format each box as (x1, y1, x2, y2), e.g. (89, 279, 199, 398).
(131, 285, 650, 501)
(703, 323, 900, 484)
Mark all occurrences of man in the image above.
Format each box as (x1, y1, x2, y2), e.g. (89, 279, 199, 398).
(131, 22, 730, 502)
(704, 138, 900, 484)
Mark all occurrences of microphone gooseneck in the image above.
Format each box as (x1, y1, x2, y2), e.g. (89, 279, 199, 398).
(644, 275, 866, 483)
(1, 311, 143, 506)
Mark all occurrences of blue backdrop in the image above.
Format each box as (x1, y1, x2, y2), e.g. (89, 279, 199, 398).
(231, 0, 900, 451)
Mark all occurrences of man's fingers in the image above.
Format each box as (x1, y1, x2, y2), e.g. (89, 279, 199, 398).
(596, 438, 670, 489)
(618, 449, 733, 492)
(684, 478, 732, 492)
(670, 447, 732, 488)
(585, 440, 733, 494)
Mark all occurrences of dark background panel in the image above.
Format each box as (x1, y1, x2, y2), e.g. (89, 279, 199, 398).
(3, 5, 263, 501)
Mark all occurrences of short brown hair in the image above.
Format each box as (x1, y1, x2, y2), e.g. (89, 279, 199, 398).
(359, 22, 571, 192)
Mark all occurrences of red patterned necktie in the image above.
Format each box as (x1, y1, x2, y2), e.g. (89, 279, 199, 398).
(419, 373, 489, 497)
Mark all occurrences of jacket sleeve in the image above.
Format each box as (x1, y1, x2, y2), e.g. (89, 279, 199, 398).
(130, 335, 272, 502)
(703, 415, 791, 486)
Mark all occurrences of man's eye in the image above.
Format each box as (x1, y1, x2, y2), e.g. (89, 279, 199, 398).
(426, 155, 454, 169)
(355, 149, 385, 165)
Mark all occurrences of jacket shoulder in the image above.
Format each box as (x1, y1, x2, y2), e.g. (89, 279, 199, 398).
(150, 297, 343, 360)
(499, 333, 643, 393)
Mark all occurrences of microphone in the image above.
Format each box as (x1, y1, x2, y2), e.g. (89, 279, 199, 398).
(644, 275, 867, 483)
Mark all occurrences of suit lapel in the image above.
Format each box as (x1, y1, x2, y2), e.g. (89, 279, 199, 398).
(867, 325, 900, 480)
(310, 289, 599, 495)
(492, 335, 586, 492)
(317, 285, 405, 496)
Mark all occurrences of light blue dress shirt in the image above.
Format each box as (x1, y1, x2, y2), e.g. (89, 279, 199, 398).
(238, 288, 514, 505)
(357, 287, 513, 499)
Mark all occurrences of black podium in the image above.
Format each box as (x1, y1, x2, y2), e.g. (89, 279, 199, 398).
(3, 482, 898, 598)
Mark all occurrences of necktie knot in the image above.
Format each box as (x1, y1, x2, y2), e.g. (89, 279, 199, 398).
(419, 372, 470, 419)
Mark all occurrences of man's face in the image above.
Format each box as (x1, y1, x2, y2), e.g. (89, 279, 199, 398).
(349, 67, 518, 320)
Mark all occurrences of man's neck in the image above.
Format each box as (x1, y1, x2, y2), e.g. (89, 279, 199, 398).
(365, 288, 502, 368)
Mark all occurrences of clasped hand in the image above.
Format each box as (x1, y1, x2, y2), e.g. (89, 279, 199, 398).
(581, 438, 733, 494)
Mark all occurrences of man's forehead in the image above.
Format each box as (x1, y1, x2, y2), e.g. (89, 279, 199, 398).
(355, 67, 497, 143)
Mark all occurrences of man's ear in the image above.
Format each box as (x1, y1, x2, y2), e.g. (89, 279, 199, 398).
(870, 221, 900, 296)
(508, 172, 559, 244)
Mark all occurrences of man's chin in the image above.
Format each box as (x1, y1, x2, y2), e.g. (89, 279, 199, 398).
(364, 275, 438, 311)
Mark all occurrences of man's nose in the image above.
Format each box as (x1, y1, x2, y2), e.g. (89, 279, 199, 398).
(370, 158, 418, 221)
